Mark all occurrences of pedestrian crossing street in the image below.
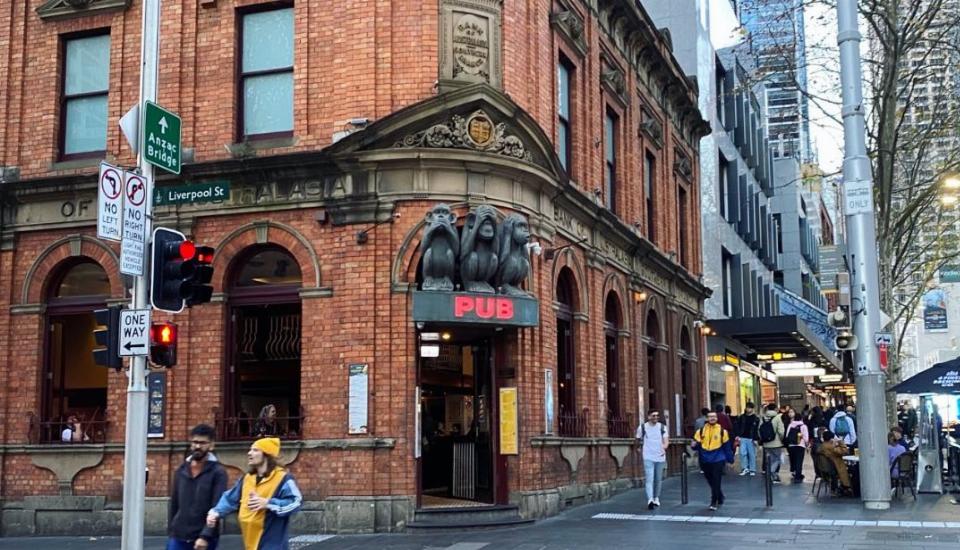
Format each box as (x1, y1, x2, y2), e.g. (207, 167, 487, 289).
(592, 512, 960, 529)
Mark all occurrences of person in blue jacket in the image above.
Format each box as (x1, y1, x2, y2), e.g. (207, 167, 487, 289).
(692, 410, 734, 511)
(206, 437, 301, 550)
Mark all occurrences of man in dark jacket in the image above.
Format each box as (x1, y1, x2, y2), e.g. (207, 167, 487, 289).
(734, 402, 760, 476)
(168, 424, 227, 550)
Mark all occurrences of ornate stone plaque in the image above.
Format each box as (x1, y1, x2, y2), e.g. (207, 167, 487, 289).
(440, 0, 502, 89)
(466, 112, 494, 147)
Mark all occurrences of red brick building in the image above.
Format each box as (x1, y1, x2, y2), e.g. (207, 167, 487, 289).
(0, 0, 709, 535)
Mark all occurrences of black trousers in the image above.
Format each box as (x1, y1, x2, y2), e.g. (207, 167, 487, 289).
(787, 446, 805, 478)
(702, 461, 725, 505)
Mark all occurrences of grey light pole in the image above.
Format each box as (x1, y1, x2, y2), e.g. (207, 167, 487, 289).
(120, 0, 159, 547)
(837, 0, 891, 510)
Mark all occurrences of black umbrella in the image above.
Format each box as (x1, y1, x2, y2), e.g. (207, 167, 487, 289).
(889, 356, 960, 394)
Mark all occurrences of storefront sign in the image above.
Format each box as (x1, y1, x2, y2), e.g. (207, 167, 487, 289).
(154, 181, 230, 206)
(941, 266, 960, 283)
(147, 372, 166, 438)
(348, 364, 369, 434)
(412, 291, 539, 327)
(499, 387, 518, 455)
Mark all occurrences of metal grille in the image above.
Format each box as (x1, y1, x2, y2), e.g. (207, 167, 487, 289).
(452, 441, 476, 500)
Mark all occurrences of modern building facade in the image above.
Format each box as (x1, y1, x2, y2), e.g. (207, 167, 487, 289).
(739, 0, 812, 162)
(0, 0, 710, 536)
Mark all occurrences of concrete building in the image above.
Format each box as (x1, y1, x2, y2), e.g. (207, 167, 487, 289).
(0, 0, 710, 536)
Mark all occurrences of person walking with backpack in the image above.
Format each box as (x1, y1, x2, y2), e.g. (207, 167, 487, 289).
(784, 408, 809, 482)
(692, 410, 734, 511)
(759, 404, 786, 484)
(636, 409, 669, 510)
(734, 402, 760, 476)
(829, 408, 857, 447)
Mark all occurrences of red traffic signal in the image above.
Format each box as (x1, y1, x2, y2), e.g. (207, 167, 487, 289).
(150, 321, 178, 368)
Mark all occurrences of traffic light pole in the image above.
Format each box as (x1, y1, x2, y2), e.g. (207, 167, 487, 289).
(121, 0, 159, 547)
(837, 0, 891, 510)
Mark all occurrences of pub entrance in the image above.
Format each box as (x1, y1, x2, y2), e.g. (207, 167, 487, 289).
(418, 327, 496, 507)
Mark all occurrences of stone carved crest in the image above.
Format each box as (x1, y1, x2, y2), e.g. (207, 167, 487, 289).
(395, 110, 533, 162)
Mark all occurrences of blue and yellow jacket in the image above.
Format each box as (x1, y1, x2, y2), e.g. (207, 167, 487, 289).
(693, 423, 730, 464)
(212, 467, 302, 550)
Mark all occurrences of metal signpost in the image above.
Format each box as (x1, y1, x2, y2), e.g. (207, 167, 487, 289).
(837, 0, 891, 510)
(121, 0, 161, 547)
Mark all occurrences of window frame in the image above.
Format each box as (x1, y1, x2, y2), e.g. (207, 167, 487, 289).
(644, 150, 657, 242)
(237, 3, 295, 142)
(59, 30, 111, 161)
(603, 107, 618, 214)
(557, 54, 574, 174)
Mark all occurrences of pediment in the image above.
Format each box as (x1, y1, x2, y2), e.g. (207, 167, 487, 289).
(36, 0, 131, 22)
(327, 83, 566, 183)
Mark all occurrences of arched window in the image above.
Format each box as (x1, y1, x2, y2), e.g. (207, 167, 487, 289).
(556, 268, 584, 436)
(646, 310, 660, 412)
(224, 245, 303, 440)
(42, 259, 111, 443)
(605, 293, 628, 436)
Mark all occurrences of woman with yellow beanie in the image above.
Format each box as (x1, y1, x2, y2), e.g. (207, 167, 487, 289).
(206, 437, 302, 549)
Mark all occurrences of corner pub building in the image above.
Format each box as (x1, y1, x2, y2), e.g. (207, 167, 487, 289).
(0, 0, 710, 535)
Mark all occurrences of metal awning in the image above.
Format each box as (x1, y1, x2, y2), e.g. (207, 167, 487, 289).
(708, 315, 841, 372)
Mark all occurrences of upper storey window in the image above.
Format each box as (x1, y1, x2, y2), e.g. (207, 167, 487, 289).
(557, 57, 573, 172)
(61, 34, 110, 159)
(241, 8, 294, 139)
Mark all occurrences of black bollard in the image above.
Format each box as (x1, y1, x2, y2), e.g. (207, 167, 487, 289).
(681, 451, 689, 505)
(765, 463, 773, 507)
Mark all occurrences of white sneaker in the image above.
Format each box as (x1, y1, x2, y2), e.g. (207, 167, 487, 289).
(739, 469, 749, 476)
(653, 498, 660, 506)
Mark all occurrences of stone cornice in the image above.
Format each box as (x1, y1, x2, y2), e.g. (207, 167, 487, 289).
(36, 0, 131, 22)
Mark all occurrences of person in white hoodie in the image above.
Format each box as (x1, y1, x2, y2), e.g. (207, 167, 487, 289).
(784, 408, 809, 482)
(829, 409, 857, 447)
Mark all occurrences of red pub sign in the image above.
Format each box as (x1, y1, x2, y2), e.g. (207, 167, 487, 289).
(412, 291, 539, 327)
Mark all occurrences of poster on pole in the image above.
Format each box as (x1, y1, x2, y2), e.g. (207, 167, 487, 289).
(499, 387, 518, 455)
(923, 288, 949, 332)
(147, 371, 166, 438)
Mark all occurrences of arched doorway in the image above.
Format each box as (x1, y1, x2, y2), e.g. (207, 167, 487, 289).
(42, 259, 111, 442)
(556, 268, 584, 436)
(679, 326, 693, 436)
(645, 310, 660, 414)
(224, 245, 303, 440)
(605, 293, 627, 436)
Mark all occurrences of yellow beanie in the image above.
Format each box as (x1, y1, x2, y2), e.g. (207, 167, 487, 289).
(253, 437, 281, 457)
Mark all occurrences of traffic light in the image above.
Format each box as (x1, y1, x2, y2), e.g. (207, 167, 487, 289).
(150, 321, 178, 367)
(152, 227, 216, 312)
(152, 227, 192, 313)
(93, 306, 123, 370)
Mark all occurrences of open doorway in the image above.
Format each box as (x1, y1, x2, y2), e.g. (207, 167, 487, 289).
(418, 330, 495, 507)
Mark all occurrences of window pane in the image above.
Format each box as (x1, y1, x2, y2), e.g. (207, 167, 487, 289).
(234, 248, 302, 287)
(65, 35, 110, 95)
(243, 72, 293, 136)
(55, 262, 110, 298)
(557, 63, 570, 119)
(64, 95, 107, 154)
(243, 8, 294, 72)
(604, 114, 615, 163)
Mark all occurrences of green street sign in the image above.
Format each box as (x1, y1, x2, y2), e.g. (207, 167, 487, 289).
(143, 101, 181, 174)
(941, 266, 960, 283)
(154, 181, 230, 206)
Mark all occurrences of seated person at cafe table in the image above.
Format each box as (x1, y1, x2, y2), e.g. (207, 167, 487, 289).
(888, 431, 907, 476)
(816, 429, 854, 496)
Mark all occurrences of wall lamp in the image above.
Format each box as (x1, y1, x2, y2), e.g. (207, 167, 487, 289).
(544, 236, 589, 261)
(356, 212, 400, 244)
(633, 290, 648, 304)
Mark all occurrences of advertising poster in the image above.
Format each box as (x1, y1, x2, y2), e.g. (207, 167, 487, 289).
(923, 288, 948, 332)
(147, 371, 166, 438)
(499, 387, 518, 455)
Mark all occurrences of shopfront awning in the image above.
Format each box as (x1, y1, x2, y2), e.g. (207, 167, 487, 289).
(708, 315, 841, 372)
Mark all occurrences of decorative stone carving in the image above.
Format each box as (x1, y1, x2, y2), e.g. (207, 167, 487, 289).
(674, 152, 693, 180)
(394, 110, 533, 163)
(550, 6, 587, 57)
(496, 213, 531, 296)
(420, 204, 459, 291)
(36, 0, 130, 21)
(439, 0, 502, 89)
(638, 109, 663, 149)
(602, 68, 627, 98)
(459, 205, 499, 293)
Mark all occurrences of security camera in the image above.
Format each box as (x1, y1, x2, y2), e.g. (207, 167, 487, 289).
(693, 320, 704, 328)
(526, 242, 543, 256)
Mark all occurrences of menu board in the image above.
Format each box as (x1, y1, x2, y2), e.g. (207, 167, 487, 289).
(499, 387, 518, 455)
(147, 371, 166, 438)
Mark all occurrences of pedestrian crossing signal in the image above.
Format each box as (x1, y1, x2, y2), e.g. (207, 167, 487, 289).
(93, 306, 123, 370)
(150, 321, 178, 367)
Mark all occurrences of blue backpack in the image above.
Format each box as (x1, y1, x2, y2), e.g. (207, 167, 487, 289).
(835, 416, 851, 437)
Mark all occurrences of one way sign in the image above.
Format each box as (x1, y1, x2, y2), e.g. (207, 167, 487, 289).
(119, 309, 151, 357)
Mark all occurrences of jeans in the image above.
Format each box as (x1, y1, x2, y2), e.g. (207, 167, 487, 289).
(764, 447, 783, 477)
(643, 459, 666, 502)
(167, 538, 218, 550)
(739, 438, 757, 473)
(701, 461, 725, 505)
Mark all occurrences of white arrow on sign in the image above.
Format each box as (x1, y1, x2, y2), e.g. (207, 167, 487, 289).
(159, 116, 168, 134)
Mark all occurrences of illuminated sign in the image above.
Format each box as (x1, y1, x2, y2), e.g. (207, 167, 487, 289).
(756, 352, 798, 361)
(412, 291, 539, 327)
